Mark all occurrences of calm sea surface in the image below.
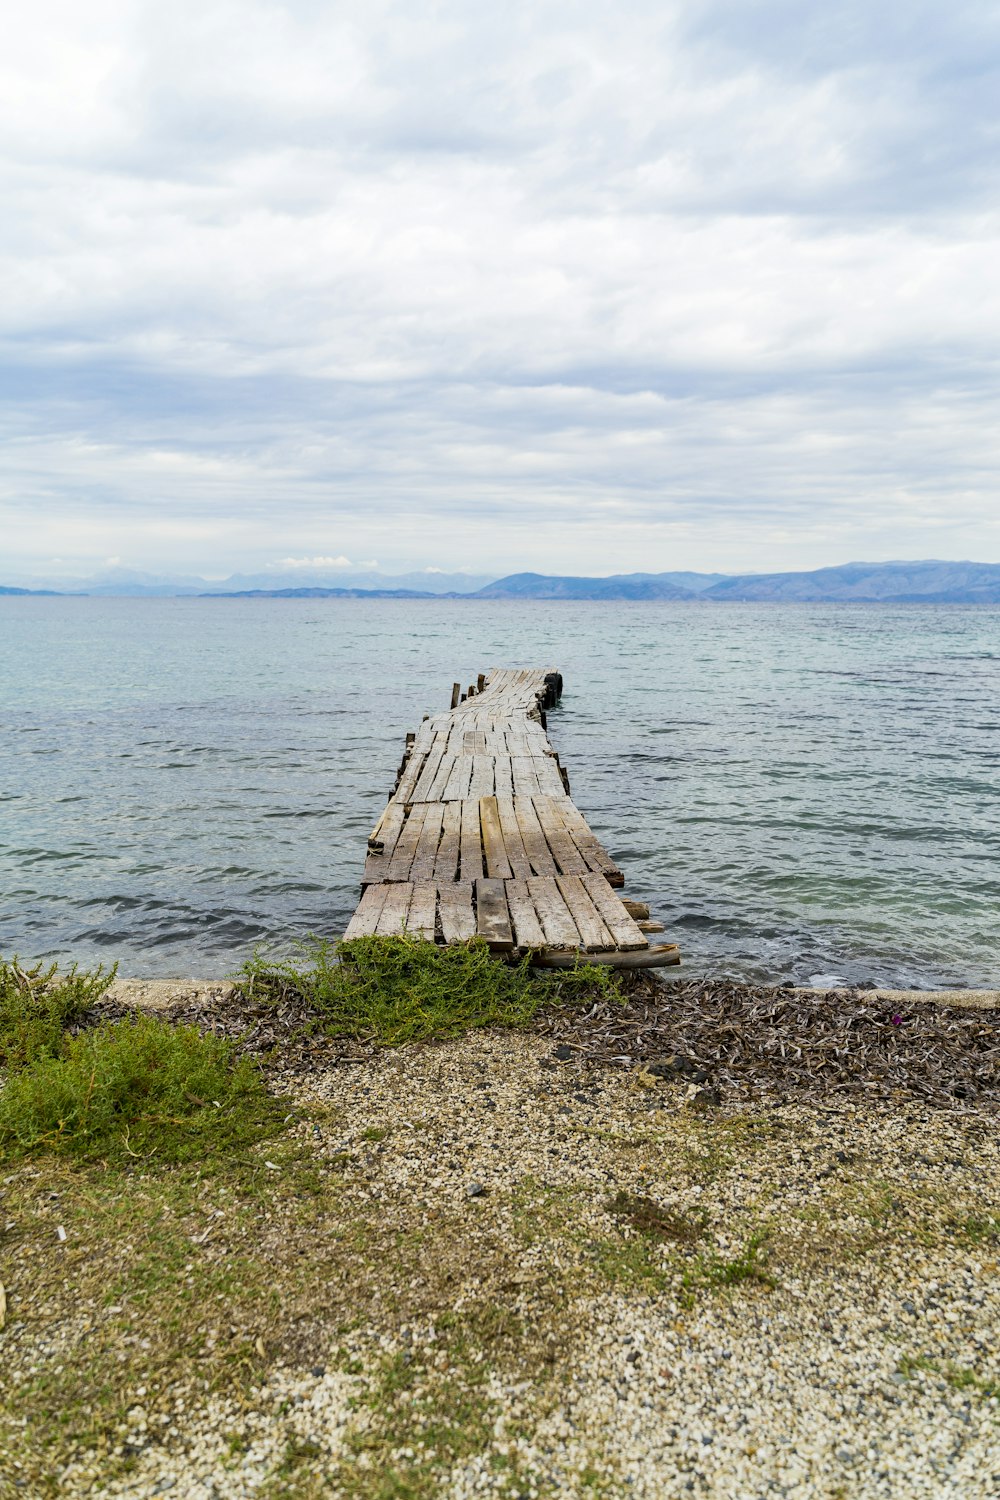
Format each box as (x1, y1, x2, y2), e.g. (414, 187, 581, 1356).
(2, 598, 998, 988)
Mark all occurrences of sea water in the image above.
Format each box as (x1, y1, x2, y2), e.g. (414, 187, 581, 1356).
(2, 597, 997, 987)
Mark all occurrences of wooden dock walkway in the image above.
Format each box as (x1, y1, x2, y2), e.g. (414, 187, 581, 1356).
(344, 668, 680, 968)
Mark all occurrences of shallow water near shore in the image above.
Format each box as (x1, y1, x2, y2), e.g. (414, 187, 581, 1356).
(2, 597, 998, 987)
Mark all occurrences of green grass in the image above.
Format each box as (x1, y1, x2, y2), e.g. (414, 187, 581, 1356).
(899, 1353, 1000, 1400)
(0, 956, 116, 1070)
(0, 1012, 286, 1165)
(237, 933, 623, 1046)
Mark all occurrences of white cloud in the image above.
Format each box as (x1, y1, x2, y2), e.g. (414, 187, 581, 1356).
(274, 555, 353, 570)
(1, 1, 999, 575)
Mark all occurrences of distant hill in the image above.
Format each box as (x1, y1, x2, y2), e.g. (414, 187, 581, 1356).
(472, 561, 1000, 602)
(4, 561, 999, 603)
(201, 586, 440, 599)
(700, 560, 1000, 603)
(471, 572, 702, 600)
(1, 566, 498, 597)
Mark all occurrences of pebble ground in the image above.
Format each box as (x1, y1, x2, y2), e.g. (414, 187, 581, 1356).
(3, 986, 998, 1499)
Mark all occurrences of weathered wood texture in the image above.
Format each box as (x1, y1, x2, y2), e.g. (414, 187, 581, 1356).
(347, 668, 679, 968)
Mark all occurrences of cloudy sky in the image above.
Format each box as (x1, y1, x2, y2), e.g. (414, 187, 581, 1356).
(3, 0, 1000, 580)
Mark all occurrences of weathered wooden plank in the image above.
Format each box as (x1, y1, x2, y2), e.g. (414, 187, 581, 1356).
(547, 797, 624, 886)
(475, 877, 514, 950)
(622, 900, 650, 920)
(460, 797, 484, 882)
(433, 800, 462, 882)
(579, 873, 648, 950)
(504, 879, 546, 949)
(409, 802, 445, 882)
(386, 804, 427, 881)
(443, 754, 473, 802)
(513, 796, 558, 877)
(555, 874, 616, 951)
(344, 882, 390, 939)
(495, 795, 534, 880)
(468, 754, 494, 799)
(425, 752, 455, 802)
(510, 756, 541, 798)
(375, 882, 414, 935)
(407, 882, 438, 940)
(437, 881, 475, 943)
(535, 756, 566, 797)
(526, 875, 580, 949)
(479, 795, 513, 880)
(362, 802, 407, 884)
(412, 745, 447, 802)
(531, 796, 589, 875)
(394, 748, 427, 804)
(532, 944, 680, 970)
(493, 755, 513, 800)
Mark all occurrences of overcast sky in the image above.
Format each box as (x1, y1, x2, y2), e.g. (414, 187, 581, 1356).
(3, 0, 1000, 579)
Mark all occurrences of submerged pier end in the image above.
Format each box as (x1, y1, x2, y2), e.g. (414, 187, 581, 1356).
(345, 667, 680, 967)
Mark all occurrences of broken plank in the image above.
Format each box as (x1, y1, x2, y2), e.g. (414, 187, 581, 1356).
(393, 748, 427, 804)
(362, 803, 407, 884)
(433, 800, 462, 882)
(504, 879, 546, 949)
(475, 877, 514, 950)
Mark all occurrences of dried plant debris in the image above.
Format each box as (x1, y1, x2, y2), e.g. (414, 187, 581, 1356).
(540, 978, 1000, 1108)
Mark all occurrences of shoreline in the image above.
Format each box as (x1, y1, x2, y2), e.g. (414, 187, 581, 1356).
(105, 976, 1000, 1011)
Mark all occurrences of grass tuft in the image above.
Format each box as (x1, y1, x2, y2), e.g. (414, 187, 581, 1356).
(0, 955, 116, 1070)
(237, 933, 623, 1046)
(0, 1012, 286, 1164)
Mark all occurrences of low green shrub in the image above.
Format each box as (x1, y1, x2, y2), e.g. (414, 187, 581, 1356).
(0, 956, 116, 1070)
(238, 933, 622, 1046)
(0, 1013, 285, 1164)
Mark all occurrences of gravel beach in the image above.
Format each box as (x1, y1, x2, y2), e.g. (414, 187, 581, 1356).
(2, 979, 998, 1498)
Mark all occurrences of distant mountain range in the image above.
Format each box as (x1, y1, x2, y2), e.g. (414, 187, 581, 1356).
(3, 561, 1000, 603)
(0, 566, 497, 597)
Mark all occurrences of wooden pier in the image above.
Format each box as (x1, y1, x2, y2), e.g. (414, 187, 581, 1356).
(344, 668, 680, 968)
